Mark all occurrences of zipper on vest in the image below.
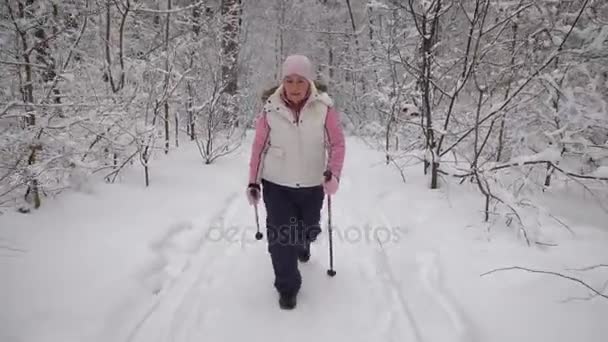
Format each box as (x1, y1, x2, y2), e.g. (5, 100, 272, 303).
(296, 111, 303, 187)
(293, 110, 302, 127)
(295, 109, 300, 126)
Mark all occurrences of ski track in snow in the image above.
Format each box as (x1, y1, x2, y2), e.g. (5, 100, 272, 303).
(372, 236, 423, 342)
(336, 140, 477, 342)
(125, 191, 240, 342)
(372, 207, 478, 342)
(0, 237, 27, 258)
(343, 182, 420, 342)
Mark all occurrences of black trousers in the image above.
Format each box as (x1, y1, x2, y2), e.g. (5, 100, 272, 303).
(261, 179, 324, 296)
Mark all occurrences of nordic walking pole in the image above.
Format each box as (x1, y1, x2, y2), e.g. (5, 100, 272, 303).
(326, 194, 336, 277)
(254, 203, 263, 240)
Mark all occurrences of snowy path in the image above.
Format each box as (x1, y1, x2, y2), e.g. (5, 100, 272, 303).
(4, 135, 607, 342)
(123, 138, 474, 342)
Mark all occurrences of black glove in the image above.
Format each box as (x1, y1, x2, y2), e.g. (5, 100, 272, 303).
(246, 183, 261, 205)
(323, 170, 332, 182)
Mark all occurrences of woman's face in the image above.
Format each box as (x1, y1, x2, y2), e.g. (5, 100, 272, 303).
(283, 74, 310, 104)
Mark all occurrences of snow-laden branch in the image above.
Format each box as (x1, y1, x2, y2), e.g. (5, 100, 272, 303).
(567, 265, 608, 272)
(0, 59, 48, 69)
(0, 102, 97, 109)
(281, 24, 367, 37)
(439, 158, 608, 182)
(0, 101, 17, 118)
(133, 1, 207, 14)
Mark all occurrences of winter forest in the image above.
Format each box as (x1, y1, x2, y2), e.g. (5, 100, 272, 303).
(2, 0, 608, 221)
(1, 0, 608, 341)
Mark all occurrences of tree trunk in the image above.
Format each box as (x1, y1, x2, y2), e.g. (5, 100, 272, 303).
(192, 2, 202, 35)
(175, 111, 179, 148)
(421, 18, 436, 185)
(344, 0, 364, 93)
(186, 53, 196, 141)
(413, 0, 442, 188)
(164, 0, 171, 154)
(496, 21, 518, 162)
(103, 0, 128, 93)
(367, 5, 379, 86)
(544, 163, 554, 187)
(145, 162, 150, 187)
(385, 117, 392, 165)
(143, 101, 162, 187)
(188, 81, 195, 141)
(276, 0, 286, 79)
(544, 60, 569, 187)
(220, 0, 242, 126)
(11, 0, 41, 208)
(164, 103, 170, 154)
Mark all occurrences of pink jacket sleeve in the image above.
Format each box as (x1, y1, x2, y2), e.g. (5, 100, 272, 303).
(325, 107, 346, 180)
(248, 112, 270, 184)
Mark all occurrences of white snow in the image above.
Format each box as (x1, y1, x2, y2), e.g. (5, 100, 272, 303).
(592, 166, 608, 178)
(1, 134, 608, 342)
(588, 26, 608, 53)
(58, 73, 75, 82)
(366, 0, 389, 10)
(543, 123, 569, 138)
(431, 121, 447, 136)
(488, 100, 508, 114)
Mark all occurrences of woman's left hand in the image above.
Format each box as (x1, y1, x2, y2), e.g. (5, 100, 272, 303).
(323, 171, 339, 196)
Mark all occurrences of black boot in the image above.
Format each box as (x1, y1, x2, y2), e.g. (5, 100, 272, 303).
(279, 292, 297, 310)
(297, 242, 310, 263)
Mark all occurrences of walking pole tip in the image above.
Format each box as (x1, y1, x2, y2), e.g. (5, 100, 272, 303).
(254, 203, 263, 240)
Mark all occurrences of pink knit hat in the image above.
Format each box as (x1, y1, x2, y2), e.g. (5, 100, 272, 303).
(281, 55, 314, 80)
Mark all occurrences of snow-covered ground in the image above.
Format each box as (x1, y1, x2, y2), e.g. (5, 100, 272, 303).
(2, 134, 607, 342)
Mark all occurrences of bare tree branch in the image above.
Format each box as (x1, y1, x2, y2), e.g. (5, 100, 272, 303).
(133, 0, 207, 14)
(547, 213, 576, 237)
(561, 280, 608, 302)
(0, 102, 97, 109)
(0, 101, 18, 118)
(567, 264, 608, 272)
(0, 245, 27, 253)
(439, 159, 608, 182)
(0, 59, 47, 69)
(481, 266, 608, 300)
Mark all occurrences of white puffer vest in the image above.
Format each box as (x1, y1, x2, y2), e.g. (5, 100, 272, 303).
(261, 82, 333, 188)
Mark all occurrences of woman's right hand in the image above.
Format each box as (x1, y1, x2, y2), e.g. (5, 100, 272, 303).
(246, 183, 261, 206)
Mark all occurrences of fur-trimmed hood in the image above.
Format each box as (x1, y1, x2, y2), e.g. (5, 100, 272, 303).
(262, 81, 334, 118)
(261, 80, 329, 103)
(262, 80, 333, 127)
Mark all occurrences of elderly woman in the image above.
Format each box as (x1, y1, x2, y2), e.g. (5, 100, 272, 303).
(246, 54, 346, 310)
